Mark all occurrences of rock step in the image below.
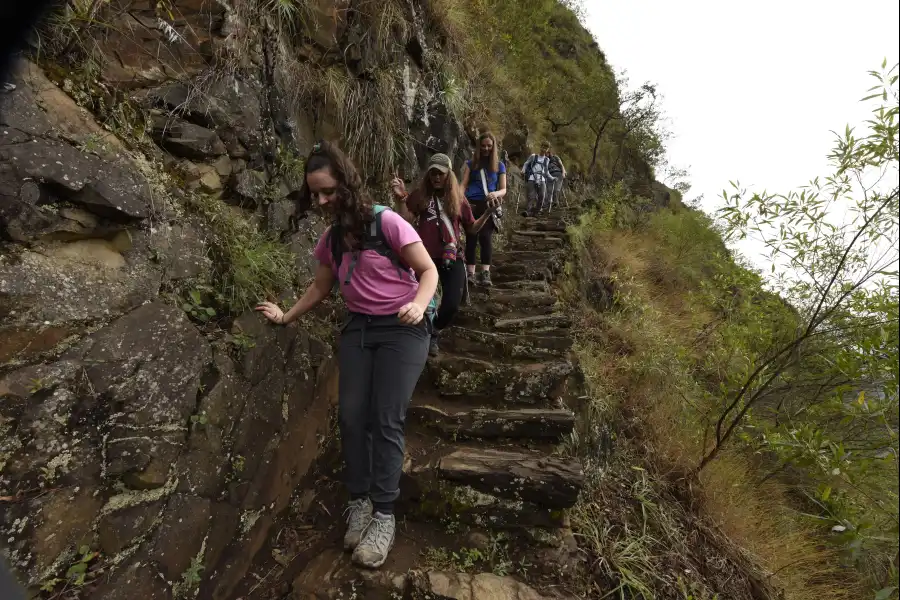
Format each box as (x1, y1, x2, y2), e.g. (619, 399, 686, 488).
(401, 478, 568, 530)
(471, 278, 550, 294)
(436, 448, 583, 510)
(510, 231, 567, 249)
(455, 309, 571, 333)
(491, 250, 557, 264)
(518, 219, 569, 233)
(487, 263, 553, 284)
(408, 405, 575, 441)
(426, 354, 571, 404)
(511, 230, 566, 239)
(409, 570, 574, 600)
(463, 289, 558, 315)
(494, 313, 572, 331)
(293, 553, 571, 600)
(439, 327, 572, 360)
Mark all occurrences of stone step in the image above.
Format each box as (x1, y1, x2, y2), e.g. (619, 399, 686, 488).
(409, 570, 574, 600)
(439, 327, 572, 360)
(518, 219, 568, 233)
(512, 229, 565, 239)
(408, 405, 575, 441)
(427, 354, 571, 404)
(508, 236, 566, 251)
(466, 288, 558, 313)
(454, 310, 571, 333)
(491, 250, 556, 264)
(436, 448, 583, 510)
(487, 263, 553, 284)
(401, 478, 568, 530)
(487, 279, 551, 293)
(494, 314, 572, 331)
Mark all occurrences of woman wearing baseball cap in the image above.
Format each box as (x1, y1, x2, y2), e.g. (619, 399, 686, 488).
(391, 153, 497, 356)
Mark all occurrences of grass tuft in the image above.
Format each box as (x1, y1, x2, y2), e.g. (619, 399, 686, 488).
(189, 194, 295, 314)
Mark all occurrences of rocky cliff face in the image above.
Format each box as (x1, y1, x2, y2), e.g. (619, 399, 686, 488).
(1, 0, 472, 597)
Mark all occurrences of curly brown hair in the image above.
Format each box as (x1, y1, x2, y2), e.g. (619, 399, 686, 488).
(295, 140, 373, 250)
(407, 169, 464, 221)
(472, 132, 500, 173)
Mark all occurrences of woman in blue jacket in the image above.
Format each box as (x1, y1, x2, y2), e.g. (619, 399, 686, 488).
(460, 132, 507, 287)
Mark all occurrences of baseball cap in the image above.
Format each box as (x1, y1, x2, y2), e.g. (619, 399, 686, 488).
(427, 153, 452, 173)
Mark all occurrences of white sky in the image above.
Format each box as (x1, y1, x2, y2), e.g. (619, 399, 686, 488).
(582, 0, 900, 269)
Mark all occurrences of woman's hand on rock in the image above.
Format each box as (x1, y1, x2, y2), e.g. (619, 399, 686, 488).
(256, 301, 286, 325)
(397, 302, 425, 325)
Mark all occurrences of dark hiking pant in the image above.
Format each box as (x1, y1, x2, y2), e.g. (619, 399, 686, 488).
(465, 200, 495, 266)
(338, 313, 429, 513)
(434, 258, 466, 331)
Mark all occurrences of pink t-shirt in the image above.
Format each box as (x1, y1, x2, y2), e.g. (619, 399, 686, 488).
(314, 209, 423, 315)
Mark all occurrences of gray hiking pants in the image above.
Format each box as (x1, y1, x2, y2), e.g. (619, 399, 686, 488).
(547, 177, 564, 208)
(338, 312, 430, 511)
(525, 179, 547, 214)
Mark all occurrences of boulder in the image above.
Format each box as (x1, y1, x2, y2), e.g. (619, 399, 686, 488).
(152, 118, 227, 160)
(0, 140, 152, 220)
(229, 169, 269, 206)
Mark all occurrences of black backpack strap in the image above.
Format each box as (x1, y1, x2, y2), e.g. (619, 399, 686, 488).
(371, 210, 408, 279)
(335, 209, 414, 286)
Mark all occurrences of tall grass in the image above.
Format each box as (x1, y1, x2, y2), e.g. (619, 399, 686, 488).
(562, 186, 869, 599)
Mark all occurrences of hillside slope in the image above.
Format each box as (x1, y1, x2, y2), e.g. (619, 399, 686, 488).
(5, 1, 891, 599)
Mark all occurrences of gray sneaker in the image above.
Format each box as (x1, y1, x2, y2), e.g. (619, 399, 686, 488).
(351, 512, 395, 568)
(479, 270, 493, 287)
(1, 82, 16, 93)
(343, 498, 373, 550)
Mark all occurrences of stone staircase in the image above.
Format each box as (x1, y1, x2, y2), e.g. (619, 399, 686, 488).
(288, 210, 585, 600)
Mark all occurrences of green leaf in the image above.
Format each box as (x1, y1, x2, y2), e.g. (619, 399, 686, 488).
(79, 545, 90, 555)
(874, 586, 897, 600)
(66, 562, 88, 578)
(181, 303, 194, 313)
(190, 290, 202, 304)
(205, 307, 216, 316)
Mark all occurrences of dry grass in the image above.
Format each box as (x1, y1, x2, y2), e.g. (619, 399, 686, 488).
(699, 455, 865, 600)
(564, 197, 871, 600)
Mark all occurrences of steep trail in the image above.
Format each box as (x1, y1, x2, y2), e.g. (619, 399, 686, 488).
(267, 207, 588, 600)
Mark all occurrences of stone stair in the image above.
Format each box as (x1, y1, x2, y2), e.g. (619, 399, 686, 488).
(286, 209, 585, 599)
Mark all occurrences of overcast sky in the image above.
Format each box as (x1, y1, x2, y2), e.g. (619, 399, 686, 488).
(582, 0, 900, 268)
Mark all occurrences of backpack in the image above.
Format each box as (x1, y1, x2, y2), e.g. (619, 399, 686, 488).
(548, 155, 563, 177)
(327, 205, 437, 318)
(524, 154, 546, 180)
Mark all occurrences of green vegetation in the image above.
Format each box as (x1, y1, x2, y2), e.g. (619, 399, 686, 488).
(563, 65, 898, 599)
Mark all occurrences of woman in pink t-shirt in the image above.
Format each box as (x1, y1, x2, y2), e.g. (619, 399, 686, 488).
(255, 142, 437, 569)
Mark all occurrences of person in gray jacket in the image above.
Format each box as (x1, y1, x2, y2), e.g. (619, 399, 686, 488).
(521, 142, 556, 217)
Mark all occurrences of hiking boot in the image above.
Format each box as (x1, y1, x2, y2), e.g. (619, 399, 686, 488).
(479, 270, 493, 287)
(343, 497, 373, 550)
(428, 333, 440, 357)
(352, 512, 395, 568)
(467, 271, 477, 287)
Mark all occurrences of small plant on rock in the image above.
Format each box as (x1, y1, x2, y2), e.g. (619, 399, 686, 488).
(181, 289, 217, 323)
